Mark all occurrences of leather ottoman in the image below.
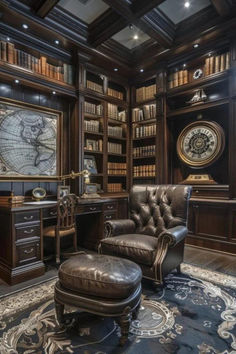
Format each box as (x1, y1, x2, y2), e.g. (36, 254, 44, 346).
(54, 253, 142, 345)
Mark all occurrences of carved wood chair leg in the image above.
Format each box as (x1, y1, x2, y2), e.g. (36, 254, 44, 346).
(176, 264, 181, 273)
(119, 306, 132, 346)
(55, 300, 65, 326)
(73, 231, 78, 252)
(56, 235, 60, 264)
(132, 301, 141, 320)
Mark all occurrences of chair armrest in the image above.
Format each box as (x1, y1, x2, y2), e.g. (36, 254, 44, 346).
(159, 226, 188, 247)
(104, 219, 136, 238)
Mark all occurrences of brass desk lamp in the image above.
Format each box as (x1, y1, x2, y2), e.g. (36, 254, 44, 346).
(61, 170, 100, 199)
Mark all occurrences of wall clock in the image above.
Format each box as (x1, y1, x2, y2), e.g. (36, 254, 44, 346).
(193, 68, 203, 80)
(177, 120, 225, 168)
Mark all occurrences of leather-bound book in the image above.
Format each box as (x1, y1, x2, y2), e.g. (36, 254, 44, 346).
(178, 70, 184, 86)
(220, 53, 226, 72)
(183, 70, 188, 84)
(215, 55, 220, 73)
(1, 41, 7, 61)
(174, 71, 179, 87)
(6, 42, 14, 64)
(209, 56, 214, 75)
(41, 56, 47, 75)
(205, 57, 210, 76)
(225, 52, 230, 70)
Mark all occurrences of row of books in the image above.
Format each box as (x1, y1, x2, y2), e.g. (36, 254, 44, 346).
(136, 84, 156, 103)
(84, 119, 100, 133)
(84, 102, 103, 116)
(205, 52, 230, 76)
(168, 70, 188, 89)
(133, 145, 156, 157)
(133, 165, 155, 177)
(107, 103, 126, 122)
(84, 139, 103, 152)
(0, 40, 73, 85)
(108, 142, 122, 154)
(108, 125, 123, 138)
(107, 183, 123, 193)
(132, 104, 156, 122)
(86, 80, 103, 93)
(107, 162, 127, 175)
(133, 124, 156, 138)
(108, 87, 124, 100)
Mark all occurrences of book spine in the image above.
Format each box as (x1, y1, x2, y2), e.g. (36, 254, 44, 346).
(41, 56, 47, 75)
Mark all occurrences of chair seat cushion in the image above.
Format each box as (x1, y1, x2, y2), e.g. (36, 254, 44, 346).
(100, 234, 158, 266)
(43, 225, 75, 237)
(58, 253, 142, 299)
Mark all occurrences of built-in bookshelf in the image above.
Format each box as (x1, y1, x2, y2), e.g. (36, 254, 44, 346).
(132, 103, 156, 122)
(0, 39, 73, 85)
(168, 50, 230, 90)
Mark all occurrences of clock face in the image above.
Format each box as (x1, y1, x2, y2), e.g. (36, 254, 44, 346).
(177, 121, 225, 168)
(193, 68, 203, 80)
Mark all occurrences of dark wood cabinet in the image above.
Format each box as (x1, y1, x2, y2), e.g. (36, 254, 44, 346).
(0, 196, 128, 285)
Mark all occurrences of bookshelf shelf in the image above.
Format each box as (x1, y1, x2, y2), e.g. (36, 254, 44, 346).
(133, 155, 156, 159)
(108, 152, 126, 157)
(107, 135, 126, 141)
(84, 149, 103, 154)
(132, 118, 156, 125)
(132, 98, 156, 108)
(108, 174, 126, 177)
(108, 118, 127, 125)
(83, 88, 128, 107)
(0, 61, 76, 97)
(133, 176, 155, 179)
(133, 135, 156, 141)
(84, 131, 104, 136)
(167, 97, 229, 118)
(84, 113, 103, 119)
(167, 70, 229, 98)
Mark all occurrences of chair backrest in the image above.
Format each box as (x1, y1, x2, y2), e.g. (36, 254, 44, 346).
(129, 185, 192, 237)
(57, 194, 77, 230)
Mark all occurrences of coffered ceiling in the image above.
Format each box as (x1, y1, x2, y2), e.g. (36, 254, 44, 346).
(1, 0, 236, 77)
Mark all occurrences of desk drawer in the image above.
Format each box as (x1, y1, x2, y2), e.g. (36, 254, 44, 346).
(43, 207, 57, 219)
(103, 202, 117, 211)
(104, 211, 117, 221)
(79, 204, 102, 214)
(16, 240, 40, 266)
(16, 223, 40, 242)
(15, 210, 40, 225)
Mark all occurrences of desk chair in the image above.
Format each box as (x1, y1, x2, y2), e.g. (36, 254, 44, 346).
(43, 194, 78, 264)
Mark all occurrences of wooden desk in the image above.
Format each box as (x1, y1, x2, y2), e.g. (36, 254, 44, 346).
(0, 195, 128, 285)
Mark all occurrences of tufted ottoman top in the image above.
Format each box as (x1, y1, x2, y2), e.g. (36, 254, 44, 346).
(58, 253, 142, 299)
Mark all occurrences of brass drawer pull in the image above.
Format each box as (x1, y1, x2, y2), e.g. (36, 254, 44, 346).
(107, 206, 113, 209)
(23, 215, 34, 220)
(89, 207, 97, 211)
(24, 248, 34, 254)
(49, 211, 57, 216)
(24, 229, 34, 234)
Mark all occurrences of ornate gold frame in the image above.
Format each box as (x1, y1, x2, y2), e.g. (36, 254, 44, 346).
(177, 120, 225, 168)
(0, 97, 62, 181)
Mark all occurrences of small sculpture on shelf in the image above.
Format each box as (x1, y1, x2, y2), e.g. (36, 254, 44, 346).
(186, 89, 207, 105)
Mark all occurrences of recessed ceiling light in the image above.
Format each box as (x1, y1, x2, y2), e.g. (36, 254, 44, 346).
(208, 52, 212, 57)
(129, 24, 133, 30)
(193, 43, 199, 48)
(140, 69, 144, 72)
(52, 91, 56, 95)
(114, 68, 118, 72)
(183, 63, 186, 68)
(14, 79, 20, 84)
(6, 37, 10, 41)
(54, 40, 59, 45)
(22, 24, 28, 29)
(134, 34, 139, 40)
(184, 1, 190, 8)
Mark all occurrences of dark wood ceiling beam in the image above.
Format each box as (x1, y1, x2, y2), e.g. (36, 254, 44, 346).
(34, 0, 60, 18)
(210, 0, 232, 16)
(131, 0, 166, 17)
(102, 0, 134, 18)
(89, 9, 128, 47)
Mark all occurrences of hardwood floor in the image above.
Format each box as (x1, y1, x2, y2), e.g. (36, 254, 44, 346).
(184, 245, 236, 276)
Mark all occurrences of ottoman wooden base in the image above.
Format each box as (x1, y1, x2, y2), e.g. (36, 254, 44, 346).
(54, 253, 142, 346)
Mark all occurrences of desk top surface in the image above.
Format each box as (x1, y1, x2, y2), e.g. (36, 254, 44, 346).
(0, 193, 128, 212)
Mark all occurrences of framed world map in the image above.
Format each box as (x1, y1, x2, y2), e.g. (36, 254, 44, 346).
(0, 98, 62, 179)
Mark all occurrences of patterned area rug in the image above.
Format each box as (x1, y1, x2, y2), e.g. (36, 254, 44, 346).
(0, 264, 236, 354)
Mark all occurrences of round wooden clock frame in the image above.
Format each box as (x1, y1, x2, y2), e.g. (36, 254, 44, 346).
(177, 120, 225, 168)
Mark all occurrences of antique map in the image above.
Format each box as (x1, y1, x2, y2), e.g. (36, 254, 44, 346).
(0, 102, 58, 176)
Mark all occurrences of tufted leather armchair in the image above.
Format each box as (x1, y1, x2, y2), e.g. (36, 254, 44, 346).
(99, 185, 192, 284)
